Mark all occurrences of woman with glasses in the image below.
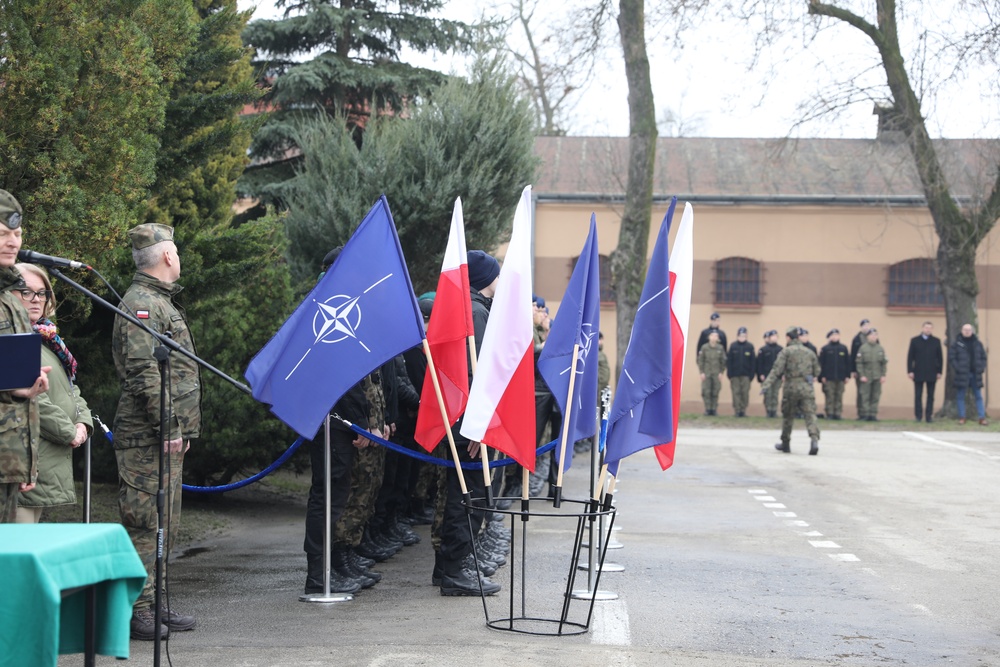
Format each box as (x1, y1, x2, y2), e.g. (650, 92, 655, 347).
(13, 263, 92, 523)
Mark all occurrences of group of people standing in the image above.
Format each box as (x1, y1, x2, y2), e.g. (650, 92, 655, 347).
(696, 313, 990, 425)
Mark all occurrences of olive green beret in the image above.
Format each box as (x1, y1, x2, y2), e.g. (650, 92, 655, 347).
(0, 189, 23, 230)
(785, 326, 800, 337)
(127, 223, 174, 250)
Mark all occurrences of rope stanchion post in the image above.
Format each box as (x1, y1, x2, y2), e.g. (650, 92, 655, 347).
(552, 344, 580, 508)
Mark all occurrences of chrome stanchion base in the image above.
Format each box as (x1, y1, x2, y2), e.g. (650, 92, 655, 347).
(569, 589, 618, 601)
(577, 561, 625, 572)
(299, 592, 353, 603)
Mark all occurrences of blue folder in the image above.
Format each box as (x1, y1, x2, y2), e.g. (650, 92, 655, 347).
(0, 333, 42, 391)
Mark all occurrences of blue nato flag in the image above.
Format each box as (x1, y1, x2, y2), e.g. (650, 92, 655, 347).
(244, 196, 425, 439)
(604, 198, 677, 476)
(536, 214, 601, 470)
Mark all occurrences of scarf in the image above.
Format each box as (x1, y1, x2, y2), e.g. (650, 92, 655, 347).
(32, 317, 77, 382)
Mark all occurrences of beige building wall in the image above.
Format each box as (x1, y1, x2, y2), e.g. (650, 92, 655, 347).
(531, 199, 999, 419)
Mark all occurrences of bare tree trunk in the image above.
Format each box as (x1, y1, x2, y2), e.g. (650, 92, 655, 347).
(611, 0, 657, 375)
(938, 242, 979, 415)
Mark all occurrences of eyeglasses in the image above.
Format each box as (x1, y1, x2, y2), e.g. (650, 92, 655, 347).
(15, 289, 52, 302)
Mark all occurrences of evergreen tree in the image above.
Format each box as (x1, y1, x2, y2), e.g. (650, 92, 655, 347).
(240, 0, 476, 203)
(282, 52, 539, 292)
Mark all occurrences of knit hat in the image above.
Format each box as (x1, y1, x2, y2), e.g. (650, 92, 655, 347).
(467, 250, 500, 291)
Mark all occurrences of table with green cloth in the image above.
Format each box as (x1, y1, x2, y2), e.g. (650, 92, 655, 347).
(0, 523, 146, 666)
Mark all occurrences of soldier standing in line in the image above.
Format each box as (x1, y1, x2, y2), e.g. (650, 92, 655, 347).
(726, 326, 755, 417)
(112, 224, 200, 640)
(0, 190, 50, 523)
(800, 328, 818, 356)
(756, 330, 783, 418)
(760, 326, 821, 455)
(850, 318, 873, 419)
(818, 329, 850, 420)
(697, 331, 726, 416)
(855, 327, 888, 422)
(697, 311, 728, 353)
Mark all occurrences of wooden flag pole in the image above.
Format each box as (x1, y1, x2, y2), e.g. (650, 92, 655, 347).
(422, 339, 469, 495)
(592, 463, 609, 508)
(467, 336, 493, 505)
(552, 343, 580, 507)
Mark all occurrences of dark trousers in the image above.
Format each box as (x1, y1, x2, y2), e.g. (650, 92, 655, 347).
(373, 445, 415, 528)
(439, 427, 486, 572)
(304, 427, 356, 556)
(914, 380, 936, 420)
(535, 391, 562, 488)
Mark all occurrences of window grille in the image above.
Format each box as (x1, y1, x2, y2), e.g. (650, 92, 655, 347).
(888, 258, 943, 308)
(715, 257, 761, 305)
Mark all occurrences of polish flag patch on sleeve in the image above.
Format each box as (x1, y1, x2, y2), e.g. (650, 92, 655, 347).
(136, 310, 150, 319)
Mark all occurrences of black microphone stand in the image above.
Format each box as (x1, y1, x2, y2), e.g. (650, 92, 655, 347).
(48, 267, 251, 666)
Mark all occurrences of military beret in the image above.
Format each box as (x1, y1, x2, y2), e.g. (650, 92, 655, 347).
(860, 318, 870, 326)
(827, 328, 840, 338)
(710, 312, 720, 320)
(867, 327, 878, 334)
(0, 189, 23, 230)
(128, 223, 174, 250)
(737, 326, 747, 335)
(534, 295, 546, 308)
(785, 326, 800, 337)
(799, 328, 809, 335)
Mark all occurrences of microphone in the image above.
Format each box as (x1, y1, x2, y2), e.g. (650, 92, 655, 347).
(16, 249, 90, 270)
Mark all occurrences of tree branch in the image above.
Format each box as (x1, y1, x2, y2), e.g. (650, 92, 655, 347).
(808, 0, 884, 48)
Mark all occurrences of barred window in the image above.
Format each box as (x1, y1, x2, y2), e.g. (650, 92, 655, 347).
(599, 254, 615, 303)
(715, 257, 761, 305)
(888, 258, 943, 308)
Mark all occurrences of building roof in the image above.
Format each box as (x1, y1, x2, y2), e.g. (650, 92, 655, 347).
(534, 136, 1000, 205)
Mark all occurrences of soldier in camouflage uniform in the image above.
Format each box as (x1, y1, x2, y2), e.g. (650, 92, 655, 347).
(112, 223, 201, 640)
(0, 190, 49, 522)
(756, 330, 783, 417)
(697, 331, 727, 416)
(760, 327, 821, 455)
(855, 328, 888, 421)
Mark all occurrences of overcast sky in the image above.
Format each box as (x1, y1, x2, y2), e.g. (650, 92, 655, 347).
(236, 0, 999, 140)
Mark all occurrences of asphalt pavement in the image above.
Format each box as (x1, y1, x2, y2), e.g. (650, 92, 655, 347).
(61, 426, 1000, 667)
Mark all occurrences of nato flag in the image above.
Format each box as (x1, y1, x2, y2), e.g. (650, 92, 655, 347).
(245, 196, 425, 439)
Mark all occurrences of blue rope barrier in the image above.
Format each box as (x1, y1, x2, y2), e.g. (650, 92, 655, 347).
(182, 437, 306, 494)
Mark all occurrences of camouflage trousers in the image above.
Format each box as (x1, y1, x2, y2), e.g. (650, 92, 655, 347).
(701, 375, 722, 412)
(430, 443, 449, 552)
(116, 445, 184, 610)
(730, 376, 751, 414)
(858, 379, 882, 419)
(763, 379, 782, 414)
(333, 443, 385, 547)
(822, 380, 845, 417)
(1, 483, 18, 523)
(780, 388, 820, 445)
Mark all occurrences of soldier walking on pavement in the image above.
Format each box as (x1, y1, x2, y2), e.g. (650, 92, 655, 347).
(907, 321, 942, 423)
(855, 328, 888, 421)
(818, 329, 850, 420)
(756, 330, 783, 418)
(726, 327, 755, 417)
(760, 327, 821, 455)
(697, 331, 726, 416)
(112, 224, 201, 640)
(850, 318, 872, 419)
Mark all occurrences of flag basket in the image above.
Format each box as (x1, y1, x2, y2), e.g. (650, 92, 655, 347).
(464, 495, 617, 636)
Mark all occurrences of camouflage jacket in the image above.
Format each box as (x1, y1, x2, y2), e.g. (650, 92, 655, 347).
(112, 272, 201, 449)
(0, 266, 40, 483)
(855, 341, 888, 380)
(697, 343, 727, 376)
(761, 341, 820, 394)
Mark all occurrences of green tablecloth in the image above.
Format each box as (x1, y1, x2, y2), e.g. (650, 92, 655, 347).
(0, 523, 146, 666)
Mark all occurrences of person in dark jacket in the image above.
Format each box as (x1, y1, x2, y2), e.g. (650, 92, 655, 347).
(818, 329, 851, 420)
(756, 330, 783, 417)
(799, 328, 818, 356)
(907, 321, 943, 423)
(726, 327, 756, 417)
(949, 323, 988, 425)
(850, 318, 872, 419)
(697, 311, 728, 353)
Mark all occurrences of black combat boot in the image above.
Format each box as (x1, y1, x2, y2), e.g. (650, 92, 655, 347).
(346, 546, 382, 583)
(774, 442, 790, 453)
(130, 608, 169, 641)
(332, 544, 374, 589)
(304, 552, 362, 595)
(440, 559, 501, 596)
(809, 439, 819, 455)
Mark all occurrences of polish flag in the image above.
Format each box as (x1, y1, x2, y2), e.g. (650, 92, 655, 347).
(414, 198, 474, 452)
(460, 185, 537, 471)
(654, 202, 694, 470)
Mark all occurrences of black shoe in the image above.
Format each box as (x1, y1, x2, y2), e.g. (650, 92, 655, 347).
(766, 411, 777, 418)
(130, 608, 169, 641)
(831, 415, 841, 420)
(440, 566, 501, 596)
(345, 547, 382, 584)
(463, 552, 497, 577)
(704, 411, 711, 416)
(331, 546, 374, 590)
(160, 607, 196, 631)
(926, 416, 933, 423)
(495, 497, 513, 510)
(351, 548, 375, 569)
(388, 522, 420, 546)
(867, 416, 878, 422)
(355, 537, 394, 563)
(475, 539, 508, 566)
(856, 416, 866, 421)
(774, 442, 790, 453)
(809, 439, 819, 456)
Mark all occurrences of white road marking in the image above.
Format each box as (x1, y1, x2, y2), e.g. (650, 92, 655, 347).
(862, 567, 881, 577)
(591, 599, 632, 647)
(809, 540, 841, 548)
(762, 503, 786, 508)
(773, 511, 797, 517)
(748, 489, 768, 494)
(785, 520, 810, 527)
(903, 431, 1000, 460)
(829, 553, 861, 562)
(755, 495, 777, 501)
(801, 531, 824, 537)
(910, 603, 933, 615)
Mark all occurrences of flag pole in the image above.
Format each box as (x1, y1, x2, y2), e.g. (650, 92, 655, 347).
(422, 339, 470, 496)
(592, 463, 609, 514)
(468, 336, 493, 506)
(552, 343, 580, 507)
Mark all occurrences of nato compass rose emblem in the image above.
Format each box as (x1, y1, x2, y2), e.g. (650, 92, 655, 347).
(283, 273, 393, 381)
(560, 323, 597, 409)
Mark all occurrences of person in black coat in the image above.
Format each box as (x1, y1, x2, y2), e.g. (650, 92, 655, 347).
(850, 318, 873, 419)
(818, 329, 851, 419)
(697, 312, 728, 353)
(756, 330, 783, 417)
(949, 323, 988, 425)
(726, 327, 755, 417)
(907, 321, 943, 422)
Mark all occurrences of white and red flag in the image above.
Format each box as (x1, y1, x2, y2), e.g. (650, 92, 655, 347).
(414, 197, 474, 452)
(459, 185, 537, 471)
